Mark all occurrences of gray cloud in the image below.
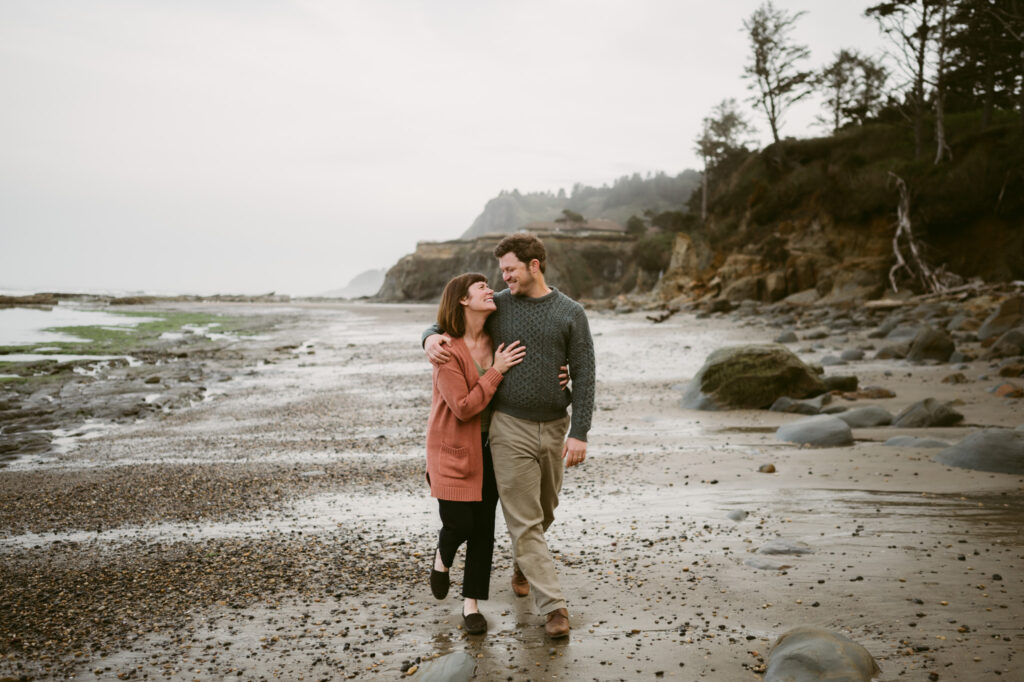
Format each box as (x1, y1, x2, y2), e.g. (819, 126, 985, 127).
(0, 0, 883, 295)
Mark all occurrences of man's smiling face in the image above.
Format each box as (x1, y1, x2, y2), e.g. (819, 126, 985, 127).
(499, 252, 534, 296)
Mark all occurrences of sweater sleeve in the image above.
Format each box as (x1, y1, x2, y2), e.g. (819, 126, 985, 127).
(421, 323, 443, 348)
(435, 361, 503, 422)
(566, 307, 596, 441)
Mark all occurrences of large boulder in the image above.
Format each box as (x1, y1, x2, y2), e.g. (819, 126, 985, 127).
(892, 398, 964, 428)
(682, 345, 827, 410)
(978, 296, 1024, 342)
(776, 415, 854, 447)
(934, 429, 1024, 474)
(906, 326, 955, 363)
(765, 626, 880, 682)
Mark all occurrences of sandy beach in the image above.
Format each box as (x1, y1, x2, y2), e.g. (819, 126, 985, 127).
(1, 300, 1022, 681)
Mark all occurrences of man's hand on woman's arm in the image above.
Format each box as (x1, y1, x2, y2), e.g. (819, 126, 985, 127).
(425, 333, 453, 366)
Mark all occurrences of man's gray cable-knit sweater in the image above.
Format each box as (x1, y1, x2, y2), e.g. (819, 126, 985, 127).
(423, 287, 595, 442)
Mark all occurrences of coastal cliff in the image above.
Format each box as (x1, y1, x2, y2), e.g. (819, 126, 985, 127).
(377, 114, 1023, 305)
(655, 113, 1024, 307)
(375, 231, 641, 302)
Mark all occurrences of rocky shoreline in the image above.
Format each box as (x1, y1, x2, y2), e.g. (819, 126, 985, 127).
(1, 297, 1022, 681)
(0, 303, 303, 466)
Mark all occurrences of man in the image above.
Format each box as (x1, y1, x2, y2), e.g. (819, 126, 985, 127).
(423, 233, 595, 638)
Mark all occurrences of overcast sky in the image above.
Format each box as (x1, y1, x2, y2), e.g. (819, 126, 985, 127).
(1, 1, 885, 296)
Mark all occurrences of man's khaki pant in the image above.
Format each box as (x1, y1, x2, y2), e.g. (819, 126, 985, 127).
(489, 410, 570, 615)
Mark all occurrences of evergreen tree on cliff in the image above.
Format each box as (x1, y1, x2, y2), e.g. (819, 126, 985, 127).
(694, 99, 753, 222)
(866, 0, 954, 161)
(944, 0, 1024, 130)
(816, 49, 888, 131)
(742, 1, 813, 144)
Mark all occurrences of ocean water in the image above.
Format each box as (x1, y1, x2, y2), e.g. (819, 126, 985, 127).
(0, 305, 160, 347)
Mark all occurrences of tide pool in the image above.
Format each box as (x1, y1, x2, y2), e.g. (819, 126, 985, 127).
(0, 305, 160, 346)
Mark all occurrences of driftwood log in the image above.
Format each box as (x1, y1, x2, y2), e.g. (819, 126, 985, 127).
(887, 172, 964, 295)
(646, 307, 680, 323)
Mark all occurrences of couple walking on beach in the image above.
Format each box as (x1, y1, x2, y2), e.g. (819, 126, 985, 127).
(422, 233, 595, 637)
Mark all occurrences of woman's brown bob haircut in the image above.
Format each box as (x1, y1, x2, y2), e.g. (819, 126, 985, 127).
(437, 272, 487, 337)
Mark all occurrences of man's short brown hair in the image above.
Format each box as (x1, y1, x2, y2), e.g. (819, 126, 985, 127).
(436, 272, 487, 337)
(493, 233, 546, 273)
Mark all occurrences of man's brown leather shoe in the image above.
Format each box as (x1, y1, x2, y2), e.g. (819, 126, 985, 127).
(511, 563, 530, 597)
(545, 608, 570, 638)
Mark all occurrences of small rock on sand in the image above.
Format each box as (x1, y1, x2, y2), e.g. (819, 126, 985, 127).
(411, 651, 476, 681)
(834, 406, 893, 428)
(978, 296, 1023, 342)
(884, 436, 950, 448)
(745, 557, 791, 571)
(776, 415, 853, 447)
(770, 396, 822, 415)
(907, 326, 955, 363)
(986, 327, 1024, 359)
(892, 398, 963, 428)
(934, 428, 1024, 474)
(765, 626, 880, 682)
(756, 539, 814, 556)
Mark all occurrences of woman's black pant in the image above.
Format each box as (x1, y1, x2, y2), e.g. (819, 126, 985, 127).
(437, 435, 498, 600)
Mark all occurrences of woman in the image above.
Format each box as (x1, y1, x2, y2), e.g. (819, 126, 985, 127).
(425, 272, 525, 634)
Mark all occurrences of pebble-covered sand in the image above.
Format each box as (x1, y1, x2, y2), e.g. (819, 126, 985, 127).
(1, 300, 1022, 681)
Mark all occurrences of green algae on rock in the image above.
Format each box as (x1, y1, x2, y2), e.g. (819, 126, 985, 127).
(682, 344, 827, 410)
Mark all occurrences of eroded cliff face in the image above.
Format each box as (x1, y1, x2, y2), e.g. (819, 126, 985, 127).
(378, 186, 1021, 307)
(652, 212, 895, 307)
(375, 232, 640, 302)
(377, 218, 898, 306)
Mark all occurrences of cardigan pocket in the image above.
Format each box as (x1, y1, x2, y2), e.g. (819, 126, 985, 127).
(438, 442, 471, 479)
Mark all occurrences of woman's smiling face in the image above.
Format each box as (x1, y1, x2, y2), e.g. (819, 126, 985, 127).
(461, 280, 495, 313)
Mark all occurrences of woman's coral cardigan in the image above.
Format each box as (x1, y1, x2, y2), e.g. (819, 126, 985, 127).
(425, 337, 503, 502)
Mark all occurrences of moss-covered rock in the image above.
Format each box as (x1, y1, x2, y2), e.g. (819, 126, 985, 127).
(682, 344, 827, 410)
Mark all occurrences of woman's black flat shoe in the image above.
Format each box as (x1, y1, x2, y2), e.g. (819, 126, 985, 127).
(463, 611, 487, 634)
(430, 568, 449, 599)
(430, 548, 449, 599)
